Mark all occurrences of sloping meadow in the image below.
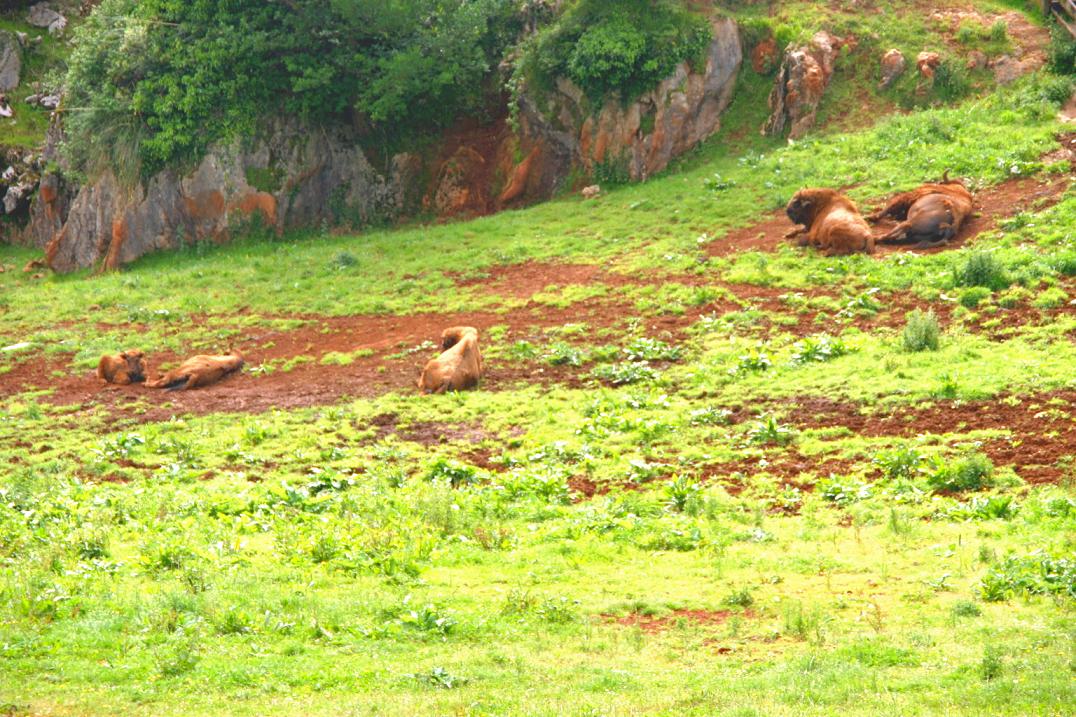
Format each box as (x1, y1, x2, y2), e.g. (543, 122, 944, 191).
(0, 74, 1074, 716)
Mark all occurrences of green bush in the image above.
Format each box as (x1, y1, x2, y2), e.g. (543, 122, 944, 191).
(959, 286, 992, 308)
(927, 452, 994, 493)
(954, 252, 1009, 290)
(63, 0, 523, 180)
(519, 0, 710, 104)
(1048, 20, 1076, 75)
(902, 310, 940, 352)
(933, 59, 971, 102)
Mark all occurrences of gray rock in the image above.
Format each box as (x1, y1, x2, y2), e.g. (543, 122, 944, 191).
(879, 49, 905, 89)
(0, 30, 22, 92)
(764, 31, 845, 139)
(992, 55, 1030, 84)
(15, 32, 29, 48)
(29, 118, 410, 271)
(27, 3, 62, 28)
(39, 94, 60, 110)
(514, 18, 742, 187)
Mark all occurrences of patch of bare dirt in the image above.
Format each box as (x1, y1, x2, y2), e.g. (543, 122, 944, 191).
(706, 173, 1071, 258)
(604, 609, 751, 634)
(778, 391, 1076, 484)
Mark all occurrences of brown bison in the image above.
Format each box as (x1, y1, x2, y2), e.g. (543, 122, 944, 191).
(868, 174, 973, 247)
(785, 188, 875, 256)
(96, 349, 147, 385)
(145, 352, 244, 391)
(417, 326, 483, 394)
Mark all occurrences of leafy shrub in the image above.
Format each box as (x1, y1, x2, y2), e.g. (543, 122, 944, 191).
(951, 600, 981, 618)
(933, 59, 971, 102)
(591, 361, 658, 386)
(873, 445, 923, 480)
(927, 452, 994, 493)
(64, 0, 523, 180)
(729, 350, 772, 375)
(623, 337, 684, 362)
(1048, 20, 1076, 75)
(524, 0, 711, 104)
(788, 335, 852, 365)
(687, 406, 733, 426)
(819, 477, 872, 506)
(902, 310, 940, 352)
(410, 666, 466, 689)
(425, 459, 479, 488)
(747, 415, 794, 446)
(545, 342, 586, 367)
(664, 476, 701, 512)
(938, 495, 1018, 521)
(954, 252, 1009, 291)
(979, 553, 1076, 602)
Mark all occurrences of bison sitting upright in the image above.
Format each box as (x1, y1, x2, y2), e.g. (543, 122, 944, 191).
(97, 349, 147, 385)
(784, 188, 875, 256)
(867, 174, 973, 247)
(417, 326, 483, 394)
(145, 352, 244, 391)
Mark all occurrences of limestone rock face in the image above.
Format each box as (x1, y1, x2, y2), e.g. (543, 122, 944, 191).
(763, 31, 845, 140)
(24, 20, 745, 271)
(509, 18, 742, 194)
(29, 120, 411, 272)
(916, 51, 941, 79)
(0, 30, 22, 91)
(879, 49, 905, 89)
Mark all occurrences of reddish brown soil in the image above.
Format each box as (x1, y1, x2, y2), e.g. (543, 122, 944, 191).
(706, 174, 1070, 258)
(604, 609, 750, 634)
(451, 261, 605, 298)
(777, 392, 1076, 484)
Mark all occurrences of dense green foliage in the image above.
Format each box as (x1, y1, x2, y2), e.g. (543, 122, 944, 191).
(62, 0, 523, 181)
(517, 0, 711, 103)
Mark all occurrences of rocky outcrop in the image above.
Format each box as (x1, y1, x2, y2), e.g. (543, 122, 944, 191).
(28, 3, 67, 36)
(28, 120, 415, 272)
(25, 19, 744, 271)
(763, 31, 845, 140)
(510, 17, 742, 191)
(0, 31, 21, 91)
(879, 49, 905, 89)
(916, 52, 941, 80)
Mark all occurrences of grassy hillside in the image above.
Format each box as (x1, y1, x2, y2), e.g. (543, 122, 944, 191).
(0, 3, 1074, 717)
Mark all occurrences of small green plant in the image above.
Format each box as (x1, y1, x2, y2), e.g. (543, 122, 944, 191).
(819, 477, 872, 506)
(729, 350, 772, 375)
(951, 600, 982, 618)
(722, 587, 755, 609)
(664, 476, 701, 513)
(425, 459, 479, 488)
(545, 341, 586, 367)
(902, 310, 940, 352)
(926, 452, 993, 493)
(411, 666, 466, 689)
(873, 445, 923, 480)
(747, 415, 794, 446)
(623, 337, 684, 362)
(703, 173, 737, 192)
(979, 647, 1003, 681)
(591, 361, 658, 386)
(788, 335, 851, 365)
(954, 252, 1009, 291)
(687, 407, 733, 426)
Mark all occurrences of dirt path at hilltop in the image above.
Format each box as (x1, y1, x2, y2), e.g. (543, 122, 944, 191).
(707, 173, 1070, 257)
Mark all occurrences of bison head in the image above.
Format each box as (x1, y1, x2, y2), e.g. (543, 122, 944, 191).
(121, 349, 146, 383)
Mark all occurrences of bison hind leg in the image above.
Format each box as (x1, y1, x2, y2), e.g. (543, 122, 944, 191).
(162, 376, 192, 391)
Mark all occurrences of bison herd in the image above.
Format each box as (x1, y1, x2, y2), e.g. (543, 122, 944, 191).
(785, 175, 974, 256)
(94, 176, 973, 394)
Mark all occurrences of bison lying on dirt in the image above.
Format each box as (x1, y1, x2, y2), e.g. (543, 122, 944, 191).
(418, 326, 483, 394)
(97, 350, 147, 385)
(784, 188, 875, 256)
(867, 175, 973, 247)
(145, 352, 244, 391)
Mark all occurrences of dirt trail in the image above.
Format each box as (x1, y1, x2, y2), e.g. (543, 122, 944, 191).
(707, 173, 1070, 257)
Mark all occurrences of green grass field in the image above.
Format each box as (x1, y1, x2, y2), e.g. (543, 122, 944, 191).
(0, 2, 1074, 715)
